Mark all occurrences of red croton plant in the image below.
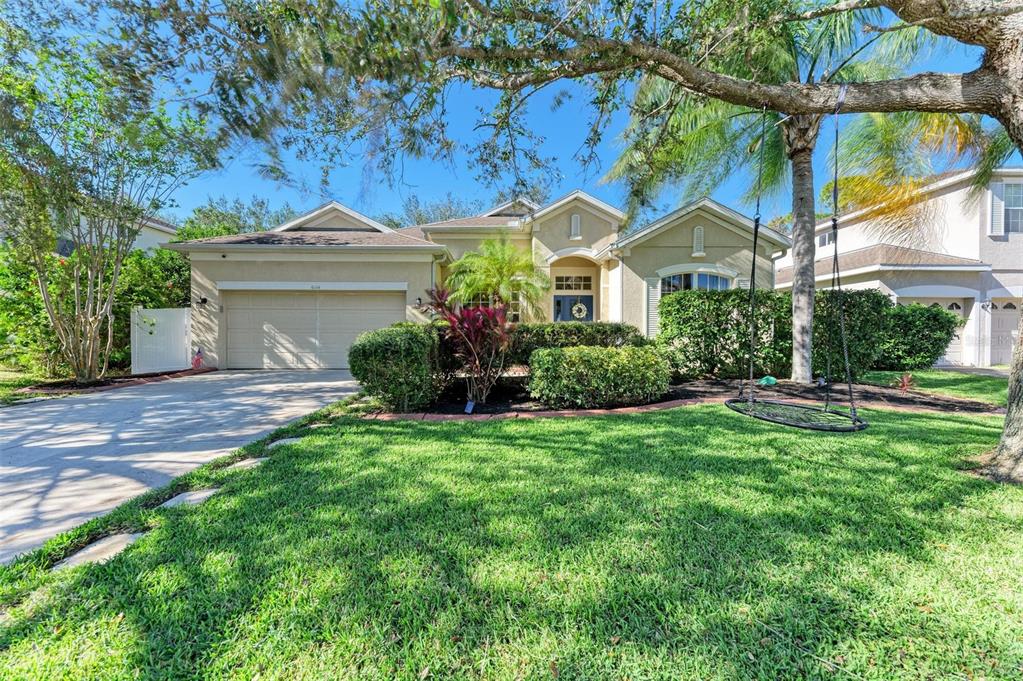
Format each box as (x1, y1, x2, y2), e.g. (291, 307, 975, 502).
(428, 288, 510, 405)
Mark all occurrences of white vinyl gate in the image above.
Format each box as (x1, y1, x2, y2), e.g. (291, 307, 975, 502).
(131, 307, 192, 374)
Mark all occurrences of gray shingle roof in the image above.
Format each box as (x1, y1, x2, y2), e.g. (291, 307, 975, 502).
(775, 244, 987, 285)
(173, 229, 437, 248)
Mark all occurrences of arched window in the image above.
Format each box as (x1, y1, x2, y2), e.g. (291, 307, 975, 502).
(661, 272, 731, 295)
(569, 214, 581, 240)
(947, 302, 962, 311)
(692, 225, 705, 256)
(991, 302, 999, 310)
(929, 303, 942, 308)
(1003, 302, 1018, 310)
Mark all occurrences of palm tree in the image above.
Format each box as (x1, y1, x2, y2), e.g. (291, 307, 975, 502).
(608, 12, 926, 383)
(833, 111, 1013, 231)
(445, 236, 551, 321)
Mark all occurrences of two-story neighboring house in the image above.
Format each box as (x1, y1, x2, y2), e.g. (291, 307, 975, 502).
(775, 167, 1023, 367)
(168, 191, 791, 370)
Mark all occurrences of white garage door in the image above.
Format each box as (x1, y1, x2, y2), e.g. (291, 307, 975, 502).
(224, 291, 406, 369)
(992, 301, 1020, 366)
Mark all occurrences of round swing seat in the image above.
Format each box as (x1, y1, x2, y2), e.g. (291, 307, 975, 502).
(724, 398, 868, 432)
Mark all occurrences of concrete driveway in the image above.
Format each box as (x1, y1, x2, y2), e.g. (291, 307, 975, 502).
(0, 370, 358, 563)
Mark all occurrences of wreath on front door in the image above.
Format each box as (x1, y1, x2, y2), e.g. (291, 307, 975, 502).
(571, 301, 588, 319)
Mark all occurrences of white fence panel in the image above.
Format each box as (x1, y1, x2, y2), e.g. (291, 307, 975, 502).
(131, 307, 191, 374)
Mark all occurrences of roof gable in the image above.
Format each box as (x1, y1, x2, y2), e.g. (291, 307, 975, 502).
(273, 201, 392, 233)
(529, 190, 625, 223)
(614, 197, 790, 251)
(482, 197, 540, 217)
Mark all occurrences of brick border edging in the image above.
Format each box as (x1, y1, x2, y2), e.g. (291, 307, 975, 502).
(363, 395, 1005, 422)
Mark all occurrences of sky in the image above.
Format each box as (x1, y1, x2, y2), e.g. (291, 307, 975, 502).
(166, 40, 1011, 227)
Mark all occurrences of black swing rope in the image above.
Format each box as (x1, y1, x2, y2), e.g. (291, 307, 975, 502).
(725, 87, 868, 432)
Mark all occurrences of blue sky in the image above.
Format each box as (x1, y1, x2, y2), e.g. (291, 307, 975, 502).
(167, 41, 1009, 226)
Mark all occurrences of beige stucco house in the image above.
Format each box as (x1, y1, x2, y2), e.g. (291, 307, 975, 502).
(775, 167, 1023, 367)
(167, 192, 790, 369)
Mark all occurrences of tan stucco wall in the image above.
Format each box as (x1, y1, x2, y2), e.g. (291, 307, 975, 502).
(428, 232, 531, 261)
(531, 202, 618, 261)
(619, 212, 776, 333)
(189, 253, 435, 368)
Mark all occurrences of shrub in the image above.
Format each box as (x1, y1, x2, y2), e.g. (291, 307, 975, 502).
(508, 321, 647, 365)
(349, 324, 441, 412)
(874, 303, 961, 370)
(529, 345, 670, 408)
(428, 288, 510, 405)
(656, 288, 891, 380)
(657, 289, 791, 379)
(812, 288, 892, 379)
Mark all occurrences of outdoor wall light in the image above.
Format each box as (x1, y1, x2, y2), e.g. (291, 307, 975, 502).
(416, 296, 423, 307)
(196, 296, 208, 305)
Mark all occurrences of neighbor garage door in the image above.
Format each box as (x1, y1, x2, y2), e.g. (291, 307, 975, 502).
(991, 301, 1020, 366)
(224, 291, 405, 369)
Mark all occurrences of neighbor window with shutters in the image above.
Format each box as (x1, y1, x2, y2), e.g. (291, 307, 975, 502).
(569, 213, 582, 239)
(1005, 183, 1023, 232)
(660, 272, 731, 295)
(692, 225, 705, 256)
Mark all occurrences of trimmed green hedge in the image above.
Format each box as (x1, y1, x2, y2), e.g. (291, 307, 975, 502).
(529, 345, 670, 408)
(657, 289, 791, 380)
(657, 288, 892, 380)
(349, 323, 446, 412)
(875, 303, 961, 370)
(508, 322, 646, 365)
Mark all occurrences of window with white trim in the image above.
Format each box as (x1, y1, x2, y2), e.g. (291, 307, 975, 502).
(569, 213, 582, 240)
(660, 272, 730, 295)
(817, 231, 835, 248)
(463, 293, 521, 322)
(1005, 183, 1023, 233)
(555, 275, 592, 291)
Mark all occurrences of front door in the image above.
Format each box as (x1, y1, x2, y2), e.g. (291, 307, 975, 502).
(554, 295, 594, 322)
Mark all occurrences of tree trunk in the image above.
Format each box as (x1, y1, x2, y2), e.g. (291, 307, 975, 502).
(783, 115, 822, 384)
(984, 32, 1023, 480)
(989, 311, 1023, 480)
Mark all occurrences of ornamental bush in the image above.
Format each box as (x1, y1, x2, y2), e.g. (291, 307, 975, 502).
(528, 345, 670, 408)
(812, 288, 892, 379)
(656, 288, 891, 380)
(657, 289, 791, 379)
(874, 303, 961, 370)
(349, 323, 443, 412)
(508, 322, 646, 365)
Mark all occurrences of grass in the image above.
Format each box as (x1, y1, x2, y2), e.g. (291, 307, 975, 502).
(1, 405, 1020, 679)
(861, 369, 1009, 407)
(0, 368, 45, 406)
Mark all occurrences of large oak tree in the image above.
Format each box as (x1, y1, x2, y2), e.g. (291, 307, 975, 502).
(30, 0, 1023, 475)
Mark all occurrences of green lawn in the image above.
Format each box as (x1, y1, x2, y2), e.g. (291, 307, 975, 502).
(1, 406, 1020, 679)
(861, 369, 1010, 407)
(0, 369, 45, 405)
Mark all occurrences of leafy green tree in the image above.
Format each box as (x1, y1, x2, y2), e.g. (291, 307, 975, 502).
(0, 34, 216, 381)
(446, 236, 550, 321)
(31, 0, 1023, 473)
(377, 193, 484, 228)
(178, 195, 297, 237)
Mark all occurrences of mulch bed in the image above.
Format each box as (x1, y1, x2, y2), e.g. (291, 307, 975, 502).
(371, 375, 1004, 421)
(667, 379, 1003, 414)
(12, 367, 217, 399)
